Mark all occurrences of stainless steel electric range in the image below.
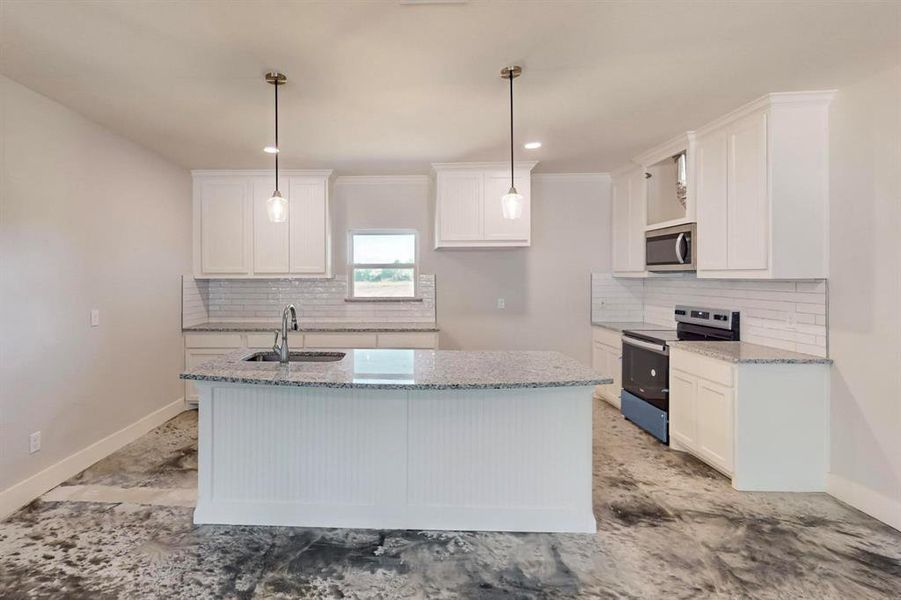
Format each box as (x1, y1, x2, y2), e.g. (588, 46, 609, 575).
(620, 305, 740, 444)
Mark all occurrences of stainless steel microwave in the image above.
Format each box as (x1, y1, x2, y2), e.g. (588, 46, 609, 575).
(645, 223, 696, 272)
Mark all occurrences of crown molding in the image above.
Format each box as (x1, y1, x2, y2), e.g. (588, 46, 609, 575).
(191, 169, 334, 178)
(694, 90, 836, 138)
(334, 175, 430, 186)
(431, 161, 539, 172)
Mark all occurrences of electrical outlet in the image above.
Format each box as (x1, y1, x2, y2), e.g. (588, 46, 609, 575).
(497, 298, 505, 309)
(786, 313, 797, 329)
(29, 431, 41, 454)
(90, 309, 100, 327)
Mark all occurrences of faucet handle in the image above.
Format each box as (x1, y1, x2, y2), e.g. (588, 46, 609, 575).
(272, 330, 281, 353)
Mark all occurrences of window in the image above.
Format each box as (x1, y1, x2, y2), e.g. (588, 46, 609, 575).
(348, 231, 418, 298)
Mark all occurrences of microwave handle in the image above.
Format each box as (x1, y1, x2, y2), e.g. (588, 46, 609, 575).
(675, 233, 687, 264)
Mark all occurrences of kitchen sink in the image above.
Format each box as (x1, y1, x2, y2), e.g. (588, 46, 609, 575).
(243, 351, 346, 363)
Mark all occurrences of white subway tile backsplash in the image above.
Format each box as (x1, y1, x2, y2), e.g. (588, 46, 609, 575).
(591, 272, 828, 357)
(183, 275, 436, 325)
(182, 276, 209, 328)
(590, 273, 645, 322)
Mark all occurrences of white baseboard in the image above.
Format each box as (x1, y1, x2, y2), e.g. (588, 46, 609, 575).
(0, 398, 187, 520)
(827, 473, 901, 532)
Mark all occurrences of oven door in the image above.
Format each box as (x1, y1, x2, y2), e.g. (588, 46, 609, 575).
(645, 223, 695, 272)
(621, 336, 669, 411)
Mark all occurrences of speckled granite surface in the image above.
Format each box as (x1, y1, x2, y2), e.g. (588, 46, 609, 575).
(592, 321, 664, 333)
(2, 402, 899, 599)
(184, 321, 439, 333)
(670, 341, 833, 364)
(180, 348, 610, 390)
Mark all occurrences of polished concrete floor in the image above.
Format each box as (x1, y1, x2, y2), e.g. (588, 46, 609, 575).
(1, 399, 900, 599)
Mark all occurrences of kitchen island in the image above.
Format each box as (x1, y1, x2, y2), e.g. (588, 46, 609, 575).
(181, 348, 608, 533)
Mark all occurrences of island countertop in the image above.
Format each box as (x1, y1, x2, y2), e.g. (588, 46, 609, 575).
(180, 348, 610, 390)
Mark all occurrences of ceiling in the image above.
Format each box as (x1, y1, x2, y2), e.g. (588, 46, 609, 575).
(1, 1, 898, 174)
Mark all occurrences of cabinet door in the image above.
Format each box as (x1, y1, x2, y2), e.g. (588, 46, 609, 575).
(611, 172, 630, 272)
(483, 170, 530, 242)
(669, 369, 698, 450)
(727, 111, 768, 270)
(289, 177, 328, 274)
(696, 379, 734, 474)
(626, 168, 647, 271)
(605, 345, 623, 407)
(437, 171, 483, 242)
(696, 129, 729, 270)
(592, 341, 610, 400)
(199, 178, 250, 274)
(184, 348, 234, 405)
(252, 177, 290, 274)
(609, 344, 622, 399)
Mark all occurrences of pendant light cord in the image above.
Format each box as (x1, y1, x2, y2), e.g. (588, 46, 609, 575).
(509, 70, 514, 189)
(274, 80, 279, 192)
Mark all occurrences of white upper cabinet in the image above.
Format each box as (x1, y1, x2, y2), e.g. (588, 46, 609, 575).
(433, 162, 537, 248)
(197, 177, 251, 275)
(193, 170, 332, 278)
(695, 92, 833, 279)
(288, 176, 329, 274)
(634, 132, 696, 230)
(611, 165, 646, 275)
(251, 177, 290, 274)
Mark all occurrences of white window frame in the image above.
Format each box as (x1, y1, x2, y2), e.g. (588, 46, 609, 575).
(347, 229, 419, 299)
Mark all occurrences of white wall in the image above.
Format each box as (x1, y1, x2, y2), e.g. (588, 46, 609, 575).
(0, 75, 192, 508)
(331, 174, 611, 364)
(827, 65, 901, 530)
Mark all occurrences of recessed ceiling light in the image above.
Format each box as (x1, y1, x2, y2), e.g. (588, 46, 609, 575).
(263, 145, 279, 154)
(524, 142, 542, 150)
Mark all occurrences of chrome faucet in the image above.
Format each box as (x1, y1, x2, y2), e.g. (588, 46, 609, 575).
(273, 304, 298, 364)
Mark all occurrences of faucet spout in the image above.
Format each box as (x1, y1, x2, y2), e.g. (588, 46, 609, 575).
(274, 304, 298, 364)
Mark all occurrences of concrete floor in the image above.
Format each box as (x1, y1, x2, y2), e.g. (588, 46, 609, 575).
(1, 399, 899, 599)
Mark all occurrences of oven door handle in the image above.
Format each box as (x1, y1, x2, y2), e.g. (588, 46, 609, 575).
(622, 336, 669, 355)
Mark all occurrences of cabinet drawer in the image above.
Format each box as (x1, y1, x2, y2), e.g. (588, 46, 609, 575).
(592, 326, 622, 348)
(246, 332, 283, 348)
(377, 333, 437, 349)
(184, 333, 243, 349)
(671, 348, 734, 387)
(304, 333, 377, 348)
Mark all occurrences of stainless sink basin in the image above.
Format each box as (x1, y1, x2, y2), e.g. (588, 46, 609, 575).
(243, 351, 346, 363)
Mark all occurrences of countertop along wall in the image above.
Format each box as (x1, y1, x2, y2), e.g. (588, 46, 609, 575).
(0, 75, 192, 514)
(330, 174, 611, 364)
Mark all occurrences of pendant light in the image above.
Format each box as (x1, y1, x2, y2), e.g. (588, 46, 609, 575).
(265, 72, 288, 223)
(500, 65, 523, 220)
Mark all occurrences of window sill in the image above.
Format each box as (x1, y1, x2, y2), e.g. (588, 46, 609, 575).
(345, 297, 424, 303)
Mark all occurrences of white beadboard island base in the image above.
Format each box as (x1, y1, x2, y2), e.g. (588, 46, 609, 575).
(194, 382, 596, 533)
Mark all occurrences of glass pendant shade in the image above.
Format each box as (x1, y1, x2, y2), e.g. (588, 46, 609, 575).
(501, 186, 524, 220)
(267, 190, 288, 223)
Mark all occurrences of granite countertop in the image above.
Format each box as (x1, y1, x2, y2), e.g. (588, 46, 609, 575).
(669, 341, 833, 365)
(184, 321, 439, 333)
(180, 348, 611, 390)
(592, 321, 665, 333)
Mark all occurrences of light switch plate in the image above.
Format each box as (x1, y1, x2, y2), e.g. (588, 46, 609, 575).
(91, 309, 100, 327)
(29, 431, 41, 454)
(496, 298, 505, 309)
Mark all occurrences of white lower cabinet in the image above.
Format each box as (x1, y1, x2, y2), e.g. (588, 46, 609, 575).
(671, 368, 734, 475)
(669, 347, 829, 491)
(184, 347, 237, 405)
(591, 327, 622, 408)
